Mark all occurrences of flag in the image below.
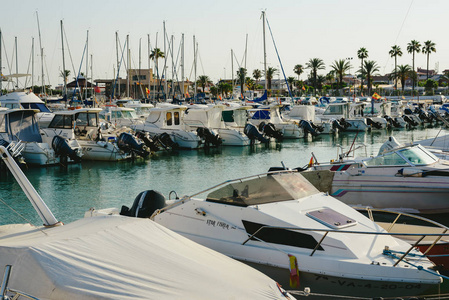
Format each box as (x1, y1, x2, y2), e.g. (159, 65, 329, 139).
(94, 86, 101, 93)
(185, 91, 190, 97)
(288, 254, 300, 288)
(402, 96, 405, 100)
(146, 87, 150, 95)
(308, 156, 314, 168)
(372, 92, 381, 100)
(219, 95, 222, 100)
(302, 86, 306, 91)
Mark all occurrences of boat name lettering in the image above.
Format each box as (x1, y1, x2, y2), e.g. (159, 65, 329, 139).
(206, 219, 229, 229)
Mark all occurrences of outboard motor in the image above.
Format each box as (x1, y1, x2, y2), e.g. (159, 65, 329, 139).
(299, 120, 320, 137)
(154, 132, 179, 150)
(52, 135, 81, 162)
(384, 115, 401, 128)
(259, 122, 283, 141)
(366, 118, 383, 129)
(196, 127, 222, 147)
(403, 115, 418, 127)
(404, 108, 414, 115)
(117, 132, 150, 158)
(417, 108, 431, 123)
(120, 190, 166, 218)
(332, 118, 351, 132)
(136, 131, 160, 152)
(244, 123, 269, 144)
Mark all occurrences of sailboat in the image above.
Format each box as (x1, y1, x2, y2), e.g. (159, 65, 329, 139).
(0, 145, 294, 300)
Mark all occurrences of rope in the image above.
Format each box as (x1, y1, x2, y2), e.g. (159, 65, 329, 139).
(383, 249, 449, 280)
(0, 197, 34, 225)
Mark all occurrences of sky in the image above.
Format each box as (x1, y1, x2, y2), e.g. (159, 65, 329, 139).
(1, 0, 448, 90)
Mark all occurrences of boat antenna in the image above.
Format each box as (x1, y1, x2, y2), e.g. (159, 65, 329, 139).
(0, 146, 61, 227)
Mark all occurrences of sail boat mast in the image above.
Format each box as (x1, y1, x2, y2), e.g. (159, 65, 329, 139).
(15, 37, 18, 89)
(85, 30, 89, 101)
(60, 21, 67, 105)
(262, 10, 267, 92)
(36, 12, 45, 99)
(181, 33, 184, 97)
(0, 29, 2, 93)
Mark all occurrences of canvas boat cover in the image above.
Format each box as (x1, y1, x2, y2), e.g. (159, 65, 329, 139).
(0, 216, 291, 300)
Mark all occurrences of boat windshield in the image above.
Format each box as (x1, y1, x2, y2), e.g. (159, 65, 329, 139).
(364, 145, 437, 166)
(21, 102, 52, 113)
(206, 172, 319, 206)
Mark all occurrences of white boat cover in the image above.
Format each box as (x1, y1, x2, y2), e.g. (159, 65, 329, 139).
(0, 216, 290, 299)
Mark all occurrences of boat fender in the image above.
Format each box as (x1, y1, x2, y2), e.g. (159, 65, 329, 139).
(397, 168, 425, 177)
(288, 254, 300, 288)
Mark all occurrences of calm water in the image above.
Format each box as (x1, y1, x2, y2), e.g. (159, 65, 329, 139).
(0, 127, 444, 226)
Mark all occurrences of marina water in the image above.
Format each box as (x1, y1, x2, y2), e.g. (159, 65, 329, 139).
(0, 127, 444, 227)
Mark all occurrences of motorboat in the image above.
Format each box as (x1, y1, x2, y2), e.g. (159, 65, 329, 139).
(248, 104, 304, 139)
(0, 109, 81, 166)
(305, 137, 449, 214)
(41, 108, 150, 161)
(88, 171, 443, 298)
(99, 105, 141, 128)
(132, 103, 203, 149)
(355, 206, 449, 272)
(0, 91, 54, 128)
(0, 145, 294, 300)
(183, 104, 250, 146)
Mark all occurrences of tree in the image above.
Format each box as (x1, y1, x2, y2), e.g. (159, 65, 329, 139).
(306, 58, 325, 95)
(245, 77, 255, 91)
(396, 64, 412, 94)
(287, 77, 295, 95)
(389, 45, 403, 91)
(253, 69, 262, 89)
(236, 67, 247, 97)
(361, 60, 380, 96)
(266, 67, 277, 91)
(357, 47, 368, 94)
(218, 81, 232, 98)
(150, 48, 165, 98)
(331, 59, 351, 95)
(197, 75, 211, 93)
(293, 64, 304, 81)
(407, 40, 421, 94)
(422, 40, 436, 80)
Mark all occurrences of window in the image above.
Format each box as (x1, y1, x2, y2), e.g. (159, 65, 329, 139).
(365, 152, 408, 166)
(75, 112, 88, 126)
(49, 115, 73, 129)
(174, 111, 180, 125)
(0, 115, 5, 132)
(166, 112, 172, 126)
(87, 113, 98, 127)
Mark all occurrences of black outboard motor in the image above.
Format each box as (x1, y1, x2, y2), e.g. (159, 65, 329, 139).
(244, 123, 269, 144)
(52, 135, 81, 162)
(366, 118, 383, 129)
(259, 122, 283, 141)
(136, 131, 160, 152)
(299, 120, 320, 137)
(196, 127, 222, 147)
(332, 118, 351, 132)
(117, 132, 150, 158)
(404, 108, 414, 115)
(384, 115, 401, 128)
(417, 108, 430, 123)
(154, 132, 179, 150)
(403, 115, 418, 127)
(120, 190, 166, 218)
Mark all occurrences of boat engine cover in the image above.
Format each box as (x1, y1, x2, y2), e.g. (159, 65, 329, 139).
(120, 190, 166, 218)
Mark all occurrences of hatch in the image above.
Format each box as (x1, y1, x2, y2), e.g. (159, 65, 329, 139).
(307, 208, 357, 229)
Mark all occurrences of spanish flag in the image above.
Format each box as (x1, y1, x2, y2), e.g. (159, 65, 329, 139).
(288, 254, 300, 288)
(302, 86, 306, 91)
(146, 87, 150, 95)
(308, 156, 314, 168)
(372, 92, 381, 100)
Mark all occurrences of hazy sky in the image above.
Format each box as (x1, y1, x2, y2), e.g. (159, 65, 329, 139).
(1, 0, 448, 89)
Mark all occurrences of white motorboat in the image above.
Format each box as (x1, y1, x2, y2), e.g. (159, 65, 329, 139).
(88, 171, 443, 298)
(248, 104, 304, 139)
(0, 146, 293, 300)
(0, 109, 81, 165)
(41, 108, 150, 161)
(132, 104, 203, 149)
(306, 137, 449, 214)
(184, 104, 250, 146)
(99, 105, 141, 128)
(0, 91, 54, 128)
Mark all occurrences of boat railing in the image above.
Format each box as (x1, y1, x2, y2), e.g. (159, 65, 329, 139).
(1, 265, 39, 300)
(241, 224, 449, 269)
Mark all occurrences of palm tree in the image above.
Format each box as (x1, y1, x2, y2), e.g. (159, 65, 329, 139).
(236, 67, 247, 97)
(306, 58, 325, 95)
(357, 47, 368, 94)
(389, 45, 403, 91)
(362, 60, 380, 96)
(266, 67, 277, 91)
(330, 59, 351, 95)
(245, 77, 255, 91)
(150, 48, 165, 98)
(197, 75, 211, 93)
(422, 40, 436, 79)
(253, 69, 262, 89)
(396, 64, 412, 94)
(293, 64, 304, 81)
(287, 76, 295, 95)
(407, 40, 421, 94)
(325, 71, 336, 95)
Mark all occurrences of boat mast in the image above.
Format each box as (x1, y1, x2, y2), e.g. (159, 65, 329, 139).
(0, 29, 2, 94)
(60, 20, 67, 106)
(139, 38, 141, 99)
(171, 34, 174, 98)
(193, 35, 197, 101)
(31, 37, 34, 91)
(116, 31, 120, 99)
(36, 12, 46, 99)
(126, 34, 129, 98)
(163, 21, 167, 99)
(15, 37, 18, 89)
(85, 30, 89, 102)
(231, 49, 234, 97)
(147, 33, 151, 101)
(181, 33, 184, 97)
(262, 10, 267, 92)
(91, 54, 94, 106)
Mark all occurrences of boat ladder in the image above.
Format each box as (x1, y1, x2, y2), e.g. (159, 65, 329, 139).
(7, 141, 25, 158)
